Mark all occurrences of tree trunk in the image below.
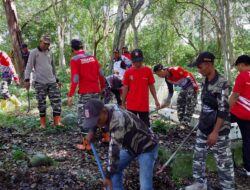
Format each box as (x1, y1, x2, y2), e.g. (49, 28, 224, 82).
(132, 18, 139, 48)
(58, 24, 66, 67)
(199, 0, 205, 51)
(2, 0, 24, 79)
(112, 0, 145, 51)
(225, 0, 233, 68)
(216, 0, 231, 85)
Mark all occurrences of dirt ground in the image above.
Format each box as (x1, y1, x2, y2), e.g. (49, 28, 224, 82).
(0, 114, 249, 190)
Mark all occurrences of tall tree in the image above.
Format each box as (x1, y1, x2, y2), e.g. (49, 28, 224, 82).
(53, 0, 68, 67)
(2, 0, 24, 78)
(113, 0, 145, 50)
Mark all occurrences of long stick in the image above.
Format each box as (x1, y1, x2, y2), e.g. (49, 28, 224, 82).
(91, 143, 109, 190)
(156, 123, 198, 175)
(27, 89, 30, 113)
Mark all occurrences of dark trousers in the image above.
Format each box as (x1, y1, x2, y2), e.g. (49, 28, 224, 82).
(111, 89, 122, 105)
(129, 110, 150, 127)
(231, 113, 250, 172)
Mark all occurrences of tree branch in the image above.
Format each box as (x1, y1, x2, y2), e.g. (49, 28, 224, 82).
(175, 0, 221, 34)
(21, 0, 63, 30)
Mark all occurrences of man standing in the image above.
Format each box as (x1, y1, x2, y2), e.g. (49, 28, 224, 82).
(83, 99, 158, 190)
(25, 35, 63, 128)
(0, 50, 21, 110)
(153, 64, 198, 127)
(67, 39, 106, 150)
(122, 49, 160, 127)
(112, 49, 128, 80)
(21, 43, 30, 70)
(21, 43, 30, 80)
(121, 46, 132, 67)
(185, 52, 235, 190)
(229, 55, 250, 177)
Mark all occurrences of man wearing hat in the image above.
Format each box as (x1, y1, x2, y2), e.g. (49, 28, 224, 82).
(67, 39, 106, 150)
(122, 49, 160, 127)
(153, 64, 198, 128)
(185, 52, 235, 190)
(229, 55, 250, 177)
(112, 48, 128, 80)
(121, 46, 132, 67)
(83, 98, 159, 189)
(24, 35, 63, 128)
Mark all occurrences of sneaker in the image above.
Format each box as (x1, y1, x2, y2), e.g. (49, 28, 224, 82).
(185, 182, 207, 190)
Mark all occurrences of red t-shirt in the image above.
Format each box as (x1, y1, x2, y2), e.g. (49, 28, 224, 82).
(123, 66, 155, 112)
(68, 51, 105, 97)
(230, 71, 250, 120)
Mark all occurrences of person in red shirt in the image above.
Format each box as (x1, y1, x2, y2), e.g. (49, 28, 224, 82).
(67, 39, 106, 150)
(0, 50, 21, 110)
(153, 64, 198, 127)
(122, 49, 160, 127)
(122, 46, 131, 59)
(229, 55, 250, 177)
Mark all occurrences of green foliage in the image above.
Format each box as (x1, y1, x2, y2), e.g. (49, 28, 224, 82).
(171, 152, 193, 181)
(232, 141, 243, 167)
(152, 119, 175, 135)
(12, 149, 27, 161)
(158, 147, 172, 164)
(206, 153, 217, 172)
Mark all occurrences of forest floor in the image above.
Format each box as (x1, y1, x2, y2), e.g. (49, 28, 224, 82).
(0, 110, 249, 190)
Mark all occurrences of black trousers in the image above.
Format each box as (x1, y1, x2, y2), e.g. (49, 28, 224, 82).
(111, 89, 122, 105)
(128, 110, 150, 127)
(231, 113, 250, 172)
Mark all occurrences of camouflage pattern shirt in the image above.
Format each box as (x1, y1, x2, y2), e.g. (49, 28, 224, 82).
(105, 104, 158, 178)
(199, 70, 230, 135)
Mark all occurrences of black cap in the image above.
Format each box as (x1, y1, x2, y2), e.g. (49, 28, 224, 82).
(131, 49, 144, 63)
(153, 64, 164, 73)
(83, 99, 104, 130)
(122, 46, 128, 49)
(21, 43, 28, 48)
(234, 55, 250, 66)
(113, 48, 119, 53)
(190, 51, 215, 67)
(71, 39, 83, 50)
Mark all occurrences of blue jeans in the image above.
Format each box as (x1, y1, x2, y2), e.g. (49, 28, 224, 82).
(111, 144, 159, 190)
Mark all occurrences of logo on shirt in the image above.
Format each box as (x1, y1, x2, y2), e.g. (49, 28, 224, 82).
(80, 57, 95, 64)
(129, 75, 134, 80)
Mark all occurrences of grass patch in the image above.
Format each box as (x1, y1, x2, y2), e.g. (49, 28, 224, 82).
(206, 153, 217, 172)
(232, 141, 243, 167)
(12, 149, 27, 161)
(152, 119, 176, 135)
(171, 152, 193, 181)
(158, 147, 172, 164)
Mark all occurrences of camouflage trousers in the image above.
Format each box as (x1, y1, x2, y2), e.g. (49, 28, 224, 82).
(177, 88, 197, 126)
(78, 93, 100, 132)
(193, 129, 235, 190)
(0, 80, 11, 99)
(34, 82, 61, 117)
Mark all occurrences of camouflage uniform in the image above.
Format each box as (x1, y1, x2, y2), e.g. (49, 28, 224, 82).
(0, 81, 11, 99)
(177, 88, 197, 126)
(78, 93, 100, 131)
(0, 65, 14, 99)
(104, 104, 158, 189)
(192, 71, 235, 190)
(34, 82, 61, 117)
